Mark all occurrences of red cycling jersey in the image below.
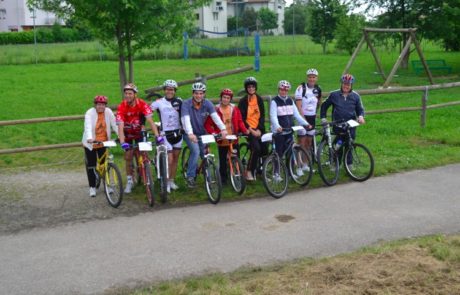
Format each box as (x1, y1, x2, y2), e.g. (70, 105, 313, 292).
(116, 98, 153, 140)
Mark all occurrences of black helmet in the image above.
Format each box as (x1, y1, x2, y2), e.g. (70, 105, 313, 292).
(244, 76, 258, 92)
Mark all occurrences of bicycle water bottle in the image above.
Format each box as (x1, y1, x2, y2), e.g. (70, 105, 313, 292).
(141, 130, 147, 142)
(334, 139, 343, 151)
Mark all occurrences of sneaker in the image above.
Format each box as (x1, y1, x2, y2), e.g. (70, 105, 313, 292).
(169, 181, 179, 190)
(273, 173, 283, 182)
(166, 182, 171, 193)
(246, 170, 255, 181)
(124, 180, 134, 194)
(186, 177, 196, 188)
(301, 164, 310, 172)
(89, 187, 96, 198)
(296, 168, 304, 177)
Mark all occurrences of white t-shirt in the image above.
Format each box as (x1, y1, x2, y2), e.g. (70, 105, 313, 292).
(150, 97, 182, 132)
(295, 84, 319, 116)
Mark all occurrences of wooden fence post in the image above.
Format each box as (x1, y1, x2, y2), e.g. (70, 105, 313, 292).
(421, 86, 428, 128)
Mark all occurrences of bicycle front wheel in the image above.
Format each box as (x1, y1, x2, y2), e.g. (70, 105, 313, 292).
(262, 154, 288, 199)
(344, 143, 374, 182)
(229, 156, 246, 195)
(181, 146, 190, 180)
(317, 141, 339, 186)
(104, 163, 123, 208)
(203, 158, 222, 204)
(288, 146, 313, 186)
(144, 162, 155, 207)
(159, 152, 168, 203)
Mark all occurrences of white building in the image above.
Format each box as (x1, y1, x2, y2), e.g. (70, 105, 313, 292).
(196, 0, 285, 38)
(0, 0, 62, 32)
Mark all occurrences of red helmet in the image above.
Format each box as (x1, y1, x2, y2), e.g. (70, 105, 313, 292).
(220, 88, 234, 99)
(123, 83, 138, 93)
(341, 74, 355, 84)
(94, 95, 108, 104)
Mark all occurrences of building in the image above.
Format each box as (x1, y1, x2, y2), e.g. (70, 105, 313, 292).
(0, 0, 62, 32)
(195, 0, 228, 38)
(195, 0, 285, 38)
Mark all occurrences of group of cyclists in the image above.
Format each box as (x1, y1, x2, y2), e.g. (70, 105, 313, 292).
(82, 68, 366, 199)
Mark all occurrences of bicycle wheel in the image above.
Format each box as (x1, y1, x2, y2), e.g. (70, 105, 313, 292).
(288, 146, 313, 186)
(159, 151, 168, 203)
(203, 157, 222, 204)
(132, 156, 141, 185)
(103, 163, 123, 208)
(95, 170, 101, 189)
(229, 156, 246, 195)
(181, 146, 190, 180)
(344, 143, 374, 182)
(262, 154, 288, 199)
(239, 142, 250, 172)
(144, 162, 155, 207)
(317, 141, 339, 186)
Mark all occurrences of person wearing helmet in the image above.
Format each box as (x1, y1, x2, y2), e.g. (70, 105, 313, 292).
(204, 88, 249, 185)
(320, 74, 365, 166)
(238, 76, 267, 181)
(82, 95, 118, 197)
(181, 82, 227, 188)
(150, 79, 183, 192)
(295, 68, 322, 171)
(270, 80, 311, 179)
(117, 83, 162, 194)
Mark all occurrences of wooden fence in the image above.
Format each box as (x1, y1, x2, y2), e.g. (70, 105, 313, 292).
(1, 82, 459, 155)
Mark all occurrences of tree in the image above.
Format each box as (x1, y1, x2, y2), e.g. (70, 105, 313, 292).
(241, 7, 258, 32)
(335, 14, 366, 54)
(283, 2, 309, 35)
(257, 7, 278, 35)
(307, 0, 347, 53)
(29, 0, 210, 93)
(227, 16, 237, 33)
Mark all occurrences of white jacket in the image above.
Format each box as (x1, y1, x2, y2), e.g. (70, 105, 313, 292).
(82, 107, 118, 150)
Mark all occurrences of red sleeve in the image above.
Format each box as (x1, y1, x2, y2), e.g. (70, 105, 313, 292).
(234, 107, 248, 134)
(204, 116, 218, 134)
(139, 99, 153, 117)
(116, 103, 125, 123)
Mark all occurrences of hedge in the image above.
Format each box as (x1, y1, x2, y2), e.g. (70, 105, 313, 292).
(0, 27, 92, 45)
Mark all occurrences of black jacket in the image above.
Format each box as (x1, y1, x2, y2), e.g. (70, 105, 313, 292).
(238, 94, 266, 134)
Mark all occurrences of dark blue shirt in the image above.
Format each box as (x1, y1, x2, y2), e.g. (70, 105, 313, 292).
(320, 89, 364, 122)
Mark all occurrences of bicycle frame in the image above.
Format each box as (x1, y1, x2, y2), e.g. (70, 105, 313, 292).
(155, 143, 169, 180)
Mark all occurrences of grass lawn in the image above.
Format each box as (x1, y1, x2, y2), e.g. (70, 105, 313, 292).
(107, 234, 460, 294)
(0, 41, 459, 204)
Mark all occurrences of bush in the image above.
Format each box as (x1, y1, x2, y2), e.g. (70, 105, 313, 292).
(0, 27, 92, 45)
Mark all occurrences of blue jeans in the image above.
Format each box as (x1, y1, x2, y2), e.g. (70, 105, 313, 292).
(184, 135, 205, 178)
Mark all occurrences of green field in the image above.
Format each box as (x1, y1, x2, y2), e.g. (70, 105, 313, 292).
(1, 39, 459, 203)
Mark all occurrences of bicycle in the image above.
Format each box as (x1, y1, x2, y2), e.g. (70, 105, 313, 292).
(260, 126, 313, 198)
(93, 141, 123, 208)
(220, 134, 246, 195)
(130, 139, 156, 207)
(181, 134, 222, 204)
(239, 135, 270, 180)
(317, 119, 374, 184)
(153, 139, 169, 203)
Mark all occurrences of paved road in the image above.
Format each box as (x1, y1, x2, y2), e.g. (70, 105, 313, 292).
(1, 164, 460, 295)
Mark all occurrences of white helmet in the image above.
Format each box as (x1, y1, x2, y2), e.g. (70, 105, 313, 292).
(278, 80, 291, 90)
(192, 82, 206, 92)
(163, 79, 178, 89)
(306, 68, 319, 76)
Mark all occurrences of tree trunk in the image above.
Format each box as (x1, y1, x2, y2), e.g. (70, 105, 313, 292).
(116, 28, 127, 96)
(127, 37, 134, 83)
(322, 39, 326, 54)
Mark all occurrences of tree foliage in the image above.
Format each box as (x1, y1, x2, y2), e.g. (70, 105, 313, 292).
(335, 14, 366, 54)
(258, 7, 278, 34)
(241, 8, 258, 32)
(283, 2, 309, 35)
(29, 0, 210, 92)
(307, 0, 347, 53)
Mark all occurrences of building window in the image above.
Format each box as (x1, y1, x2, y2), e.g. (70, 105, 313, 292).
(0, 9, 6, 20)
(213, 12, 218, 21)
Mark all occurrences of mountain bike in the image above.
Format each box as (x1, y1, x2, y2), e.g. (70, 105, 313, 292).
(221, 134, 246, 195)
(333, 119, 374, 181)
(93, 141, 123, 208)
(239, 135, 270, 180)
(130, 140, 155, 207)
(181, 134, 222, 204)
(260, 126, 313, 198)
(153, 139, 169, 203)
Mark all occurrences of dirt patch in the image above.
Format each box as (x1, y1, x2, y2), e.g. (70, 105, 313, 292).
(0, 169, 156, 234)
(275, 214, 295, 223)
